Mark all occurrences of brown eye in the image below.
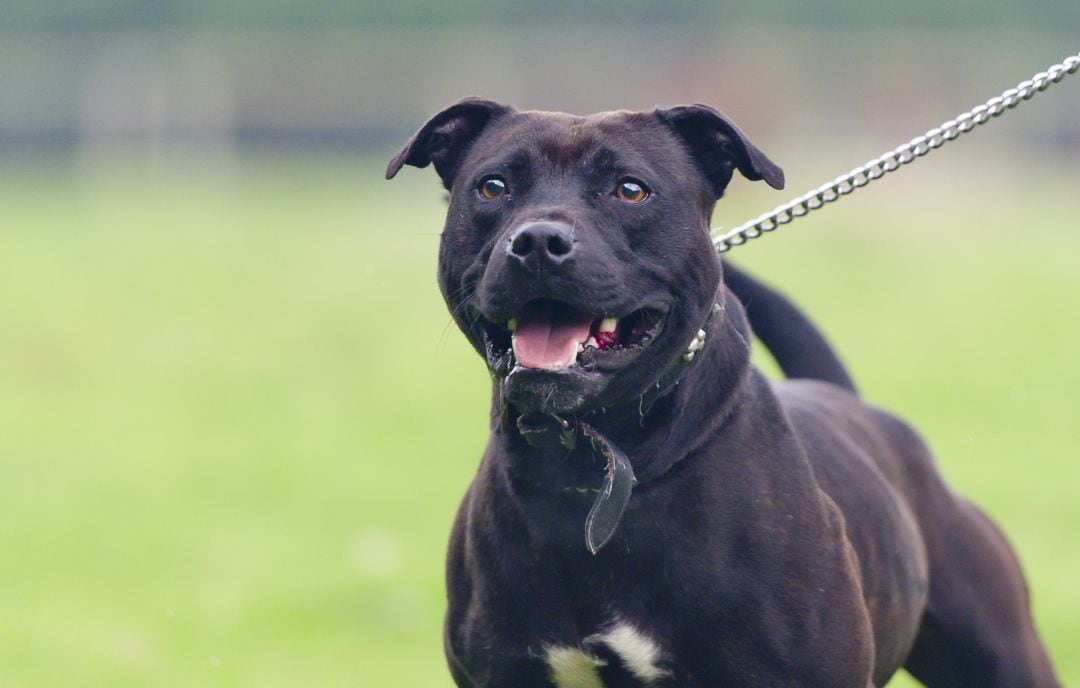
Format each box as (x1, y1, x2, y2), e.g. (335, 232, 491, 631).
(615, 178, 649, 203)
(478, 176, 508, 199)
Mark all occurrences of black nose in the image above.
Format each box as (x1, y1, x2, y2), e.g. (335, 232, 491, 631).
(507, 221, 575, 269)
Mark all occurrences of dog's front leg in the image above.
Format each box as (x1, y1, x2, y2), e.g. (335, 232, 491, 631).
(444, 592, 587, 688)
(444, 482, 588, 688)
(444, 638, 560, 688)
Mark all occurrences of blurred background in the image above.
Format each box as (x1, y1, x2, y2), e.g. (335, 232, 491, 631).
(1, 2, 1078, 686)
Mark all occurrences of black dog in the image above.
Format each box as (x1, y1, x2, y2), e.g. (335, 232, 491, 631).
(387, 98, 1058, 687)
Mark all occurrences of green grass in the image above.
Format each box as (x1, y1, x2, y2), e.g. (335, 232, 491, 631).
(0, 153, 1077, 686)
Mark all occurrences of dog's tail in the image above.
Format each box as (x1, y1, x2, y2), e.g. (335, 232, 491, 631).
(723, 261, 858, 395)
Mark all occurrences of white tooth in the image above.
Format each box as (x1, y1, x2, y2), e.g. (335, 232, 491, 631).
(576, 343, 584, 353)
(599, 317, 618, 333)
(507, 318, 517, 332)
(584, 337, 598, 349)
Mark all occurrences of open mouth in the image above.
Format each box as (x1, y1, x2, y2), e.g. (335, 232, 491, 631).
(481, 299, 664, 374)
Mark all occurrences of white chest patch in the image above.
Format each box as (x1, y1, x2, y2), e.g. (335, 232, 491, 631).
(594, 623, 668, 683)
(546, 646, 606, 688)
(546, 621, 668, 687)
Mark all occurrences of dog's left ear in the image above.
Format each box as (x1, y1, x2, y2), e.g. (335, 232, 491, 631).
(386, 97, 513, 189)
(656, 104, 784, 195)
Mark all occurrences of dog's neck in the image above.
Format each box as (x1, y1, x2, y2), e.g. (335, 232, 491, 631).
(485, 286, 754, 553)
(621, 287, 754, 484)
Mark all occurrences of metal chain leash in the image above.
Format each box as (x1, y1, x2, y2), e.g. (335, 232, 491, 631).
(713, 51, 1080, 254)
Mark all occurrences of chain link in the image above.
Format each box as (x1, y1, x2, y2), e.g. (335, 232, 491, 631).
(713, 51, 1080, 254)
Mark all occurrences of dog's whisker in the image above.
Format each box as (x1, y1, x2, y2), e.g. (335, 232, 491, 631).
(436, 317, 458, 352)
(437, 293, 482, 353)
(445, 281, 478, 305)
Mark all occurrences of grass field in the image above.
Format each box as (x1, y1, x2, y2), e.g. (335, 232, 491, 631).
(1, 152, 1077, 687)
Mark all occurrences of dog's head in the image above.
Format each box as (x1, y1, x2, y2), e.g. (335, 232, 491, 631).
(387, 98, 783, 416)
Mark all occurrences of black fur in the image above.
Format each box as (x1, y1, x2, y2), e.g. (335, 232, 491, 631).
(388, 99, 1058, 687)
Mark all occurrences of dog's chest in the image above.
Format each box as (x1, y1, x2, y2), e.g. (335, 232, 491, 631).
(544, 621, 670, 687)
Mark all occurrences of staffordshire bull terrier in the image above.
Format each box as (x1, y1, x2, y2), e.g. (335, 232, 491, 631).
(386, 98, 1058, 687)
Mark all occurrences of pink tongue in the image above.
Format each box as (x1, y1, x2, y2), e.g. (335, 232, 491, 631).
(512, 313, 593, 370)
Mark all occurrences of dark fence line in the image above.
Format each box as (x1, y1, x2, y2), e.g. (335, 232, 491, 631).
(2, 26, 1077, 157)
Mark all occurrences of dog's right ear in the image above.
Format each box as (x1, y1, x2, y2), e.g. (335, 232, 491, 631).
(656, 104, 784, 196)
(386, 97, 513, 189)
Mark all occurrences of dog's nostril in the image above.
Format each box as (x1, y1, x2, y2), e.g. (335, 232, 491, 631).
(547, 234, 572, 257)
(511, 232, 535, 258)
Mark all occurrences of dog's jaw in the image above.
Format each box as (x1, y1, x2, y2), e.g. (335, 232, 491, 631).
(473, 304, 672, 416)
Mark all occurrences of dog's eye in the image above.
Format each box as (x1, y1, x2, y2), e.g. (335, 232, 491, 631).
(478, 176, 508, 200)
(615, 178, 649, 203)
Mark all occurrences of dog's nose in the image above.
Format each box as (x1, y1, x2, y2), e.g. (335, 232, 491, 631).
(507, 221, 575, 269)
